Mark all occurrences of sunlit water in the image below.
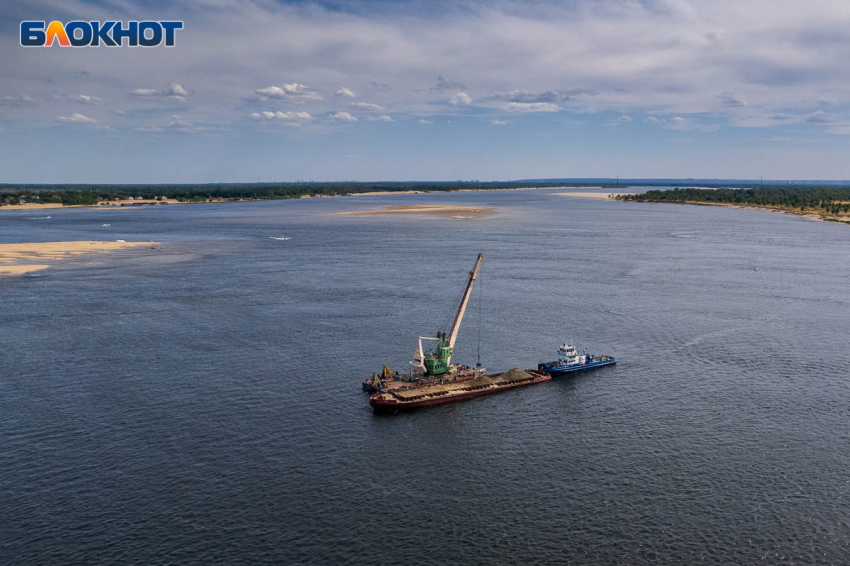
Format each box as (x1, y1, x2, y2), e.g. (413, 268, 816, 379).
(2, 189, 849, 564)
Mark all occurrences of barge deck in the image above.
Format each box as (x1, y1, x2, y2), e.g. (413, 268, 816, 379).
(369, 368, 550, 411)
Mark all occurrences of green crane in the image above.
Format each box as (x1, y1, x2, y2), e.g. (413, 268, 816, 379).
(411, 253, 483, 376)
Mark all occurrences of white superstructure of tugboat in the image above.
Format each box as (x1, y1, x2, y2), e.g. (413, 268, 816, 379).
(537, 343, 616, 376)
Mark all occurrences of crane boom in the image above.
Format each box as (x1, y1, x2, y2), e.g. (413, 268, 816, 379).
(410, 253, 484, 376)
(447, 253, 483, 353)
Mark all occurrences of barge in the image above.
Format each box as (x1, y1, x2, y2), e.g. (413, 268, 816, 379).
(370, 368, 550, 410)
(364, 253, 552, 411)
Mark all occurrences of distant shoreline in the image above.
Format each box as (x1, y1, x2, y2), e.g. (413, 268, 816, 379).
(7, 186, 846, 225)
(622, 199, 839, 223)
(554, 190, 850, 224)
(347, 186, 602, 197)
(0, 186, 602, 210)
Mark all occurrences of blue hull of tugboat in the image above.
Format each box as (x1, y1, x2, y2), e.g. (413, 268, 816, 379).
(538, 358, 617, 376)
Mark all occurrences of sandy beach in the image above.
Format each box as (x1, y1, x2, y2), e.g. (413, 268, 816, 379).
(0, 240, 158, 275)
(553, 192, 635, 200)
(333, 204, 496, 218)
(0, 199, 189, 211)
(0, 202, 68, 210)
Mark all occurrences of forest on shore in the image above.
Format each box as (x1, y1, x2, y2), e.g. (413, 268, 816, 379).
(0, 181, 611, 207)
(617, 186, 850, 219)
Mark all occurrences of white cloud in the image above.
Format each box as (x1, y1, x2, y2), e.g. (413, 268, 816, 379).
(367, 115, 394, 122)
(57, 113, 96, 124)
(506, 102, 559, 113)
(492, 89, 593, 105)
(255, 83, 322, 102)
(644, 116, 665, 124)
(418, 119, 434, 124)
(618, 115, 632, 122)
(133, 83, 189, 100)
(137, 115, 225, 134)
(491, 119, 507, 125)
(63, 94, 104, 105)
(330, 111, 357, 121)
(351, 102, 385, 110)
(0, 94, 39, 106)
(449, 92, 471, 106)
(7, 0, 850, 149)
(666, 116, 719, 132)
(251, 110, 313, 122)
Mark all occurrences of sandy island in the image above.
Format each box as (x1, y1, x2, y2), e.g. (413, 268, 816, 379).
(554, 192, 635, 200)
(0, 240, 158, 275)
(334, 204, 496, 219)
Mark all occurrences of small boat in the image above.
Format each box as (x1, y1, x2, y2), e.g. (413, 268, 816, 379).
(102, 223, 111, 227)
(537, 343, 616, 376)
(269, 236, 290, 241)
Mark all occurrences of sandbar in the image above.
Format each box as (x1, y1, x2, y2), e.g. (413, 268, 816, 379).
(333, 204, 496, 219)
(0, 240, 157, 276)
(0, 264, 50, 275)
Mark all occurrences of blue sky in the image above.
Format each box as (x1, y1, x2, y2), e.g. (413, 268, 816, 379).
(3, 0, 850, 183)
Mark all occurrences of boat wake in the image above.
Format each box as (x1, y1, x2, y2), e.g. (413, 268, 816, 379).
(269, 236, 290, 241)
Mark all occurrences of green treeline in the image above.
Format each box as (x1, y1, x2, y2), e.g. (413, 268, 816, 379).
(0, 181, 613, 207)
(618, 186, 850, 215)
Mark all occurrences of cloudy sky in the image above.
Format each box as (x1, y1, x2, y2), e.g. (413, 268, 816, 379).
(3, 0, 850, 183)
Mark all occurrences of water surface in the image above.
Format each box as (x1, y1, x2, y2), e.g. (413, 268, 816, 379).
(2, 189, 849, 564)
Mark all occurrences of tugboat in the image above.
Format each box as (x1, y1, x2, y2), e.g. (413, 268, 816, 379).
(537, 343, 616, 376)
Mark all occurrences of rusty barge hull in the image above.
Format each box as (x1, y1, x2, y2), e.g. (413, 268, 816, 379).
(369, 371, 551, 411)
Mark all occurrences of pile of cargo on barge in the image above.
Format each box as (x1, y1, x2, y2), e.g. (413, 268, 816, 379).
(370, 368, 550, 410)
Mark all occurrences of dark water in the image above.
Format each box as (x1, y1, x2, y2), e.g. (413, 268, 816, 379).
(2, 190, 849, 565)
